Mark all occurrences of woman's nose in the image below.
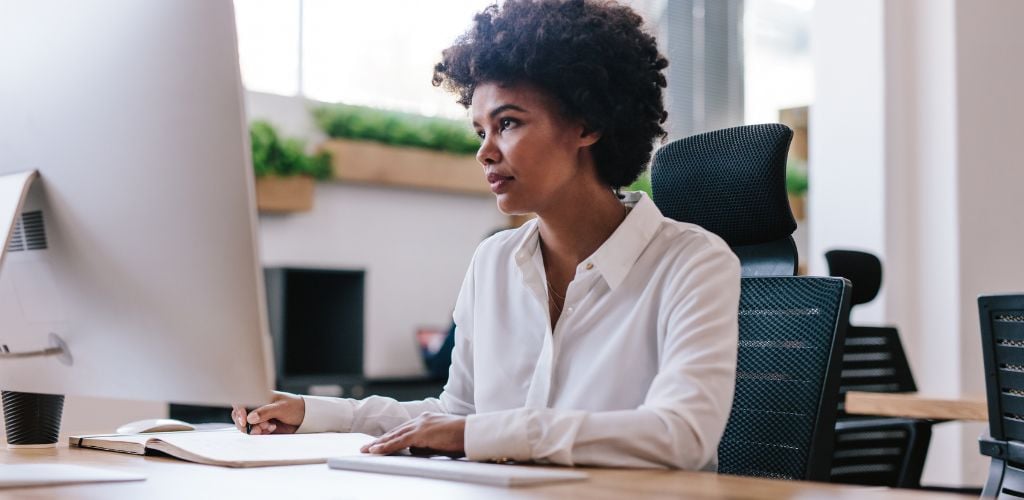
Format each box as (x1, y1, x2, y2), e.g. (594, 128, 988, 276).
(476, 135, 501, 166)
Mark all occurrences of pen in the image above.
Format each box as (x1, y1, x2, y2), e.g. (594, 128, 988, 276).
(245, 408, 252, 434)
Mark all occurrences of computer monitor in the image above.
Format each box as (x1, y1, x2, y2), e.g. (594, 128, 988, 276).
(0, 0, 274, 408)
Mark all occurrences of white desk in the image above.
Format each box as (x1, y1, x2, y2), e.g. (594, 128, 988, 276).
(0, 446, 973, 499)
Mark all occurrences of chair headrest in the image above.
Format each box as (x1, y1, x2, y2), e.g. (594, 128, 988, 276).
(824, 250, 882, 305)
(650, 124, 796, 247)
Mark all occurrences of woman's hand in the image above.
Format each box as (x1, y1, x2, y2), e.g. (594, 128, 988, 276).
(231, 391, 305, 435)
(361, 413, 466, 457)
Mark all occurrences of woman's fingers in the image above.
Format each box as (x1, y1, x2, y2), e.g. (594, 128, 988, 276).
(361, 424, 415, 453)
(357, 414, 465, 456)
(230, 405, 247, 432)
(369, 431, 414, 455)
(250, 420, 275, 435)
(233, 392, 305, 435)
(371, 422, 412, 445)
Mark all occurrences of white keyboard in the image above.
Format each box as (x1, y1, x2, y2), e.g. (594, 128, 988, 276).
(327, 455, 588, 487)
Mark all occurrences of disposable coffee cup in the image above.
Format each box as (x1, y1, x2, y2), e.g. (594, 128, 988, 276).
(2, 391, 64, 448)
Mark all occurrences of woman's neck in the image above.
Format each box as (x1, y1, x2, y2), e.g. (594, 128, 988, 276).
(536, 183, 626, 268)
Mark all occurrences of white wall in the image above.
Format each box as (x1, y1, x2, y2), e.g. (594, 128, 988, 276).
(952, 0, 1024, 483)
(808, 0, 886, 324)
(883, 0, 971, 486)
(247, 91, 508, 378)
(811, 0, 1024, 487)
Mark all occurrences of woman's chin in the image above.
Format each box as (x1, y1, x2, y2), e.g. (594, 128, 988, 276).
(495, 195, 530, 216)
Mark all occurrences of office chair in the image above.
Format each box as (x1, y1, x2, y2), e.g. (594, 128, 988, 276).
(651, 123, 797, 277)
(650, 124, 852, 480)
(720, 276, 852, 480)
(978, 294, 1024, 499)
(825, 250, 932, 488)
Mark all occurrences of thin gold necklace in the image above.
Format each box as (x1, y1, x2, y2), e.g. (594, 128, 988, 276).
(547, 280, 564, 313)
(547, 279, 566, 301)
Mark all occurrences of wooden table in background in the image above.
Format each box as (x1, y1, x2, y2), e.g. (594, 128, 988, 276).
(0, 445, 975, 499)
(845, 391, 988, 421)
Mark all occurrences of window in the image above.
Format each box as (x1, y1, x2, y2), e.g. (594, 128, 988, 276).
(743, 0, 814, 124)
(234, 0, 492, 118)
(234, 0, 301, 96)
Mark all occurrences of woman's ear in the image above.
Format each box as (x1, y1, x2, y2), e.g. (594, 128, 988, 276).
(578, 125, 602, 148)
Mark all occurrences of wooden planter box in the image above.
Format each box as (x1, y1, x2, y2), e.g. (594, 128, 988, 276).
(788, 194, 806, 221)
(256, 175, 315, 213)
(319, 139, 488, 196)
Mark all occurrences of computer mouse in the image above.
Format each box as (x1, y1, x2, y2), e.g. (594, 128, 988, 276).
(116, 418, 196, 434)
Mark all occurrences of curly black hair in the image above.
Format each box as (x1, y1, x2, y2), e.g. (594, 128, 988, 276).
(432, 0, 668, 188)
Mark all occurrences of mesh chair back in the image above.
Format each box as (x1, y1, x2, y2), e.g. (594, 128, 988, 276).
(837, 326, 917, 415)
(825, 250, 883, 306)
(650, 124, 798, 277)
(979, 295, 1024, 443)
(830, 326, 927, 488)
(825, 250, 930, 488)
(830, 418, 932, 487)
(718, 276, 852, 480)
(977, 294, 1024, 498)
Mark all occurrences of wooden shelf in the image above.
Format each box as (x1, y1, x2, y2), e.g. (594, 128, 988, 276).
(319, 139, 489, 196)
(255, 175, 315, 213)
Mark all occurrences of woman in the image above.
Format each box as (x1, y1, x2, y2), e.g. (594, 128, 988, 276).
(233, 0, 740, 470)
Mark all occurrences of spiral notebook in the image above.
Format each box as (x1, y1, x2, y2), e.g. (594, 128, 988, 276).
(70, 428, 373, 468)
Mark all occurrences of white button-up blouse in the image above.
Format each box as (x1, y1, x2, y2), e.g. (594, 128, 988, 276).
(297, 191, 741, 470)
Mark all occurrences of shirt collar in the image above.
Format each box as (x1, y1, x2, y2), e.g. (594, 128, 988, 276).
(588, 191, 663, 290)
(512, 191, 664, 291)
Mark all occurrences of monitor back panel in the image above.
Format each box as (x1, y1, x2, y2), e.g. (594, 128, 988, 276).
(0, 0, 274, 406)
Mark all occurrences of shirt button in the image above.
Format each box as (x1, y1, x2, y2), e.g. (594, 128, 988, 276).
(566, 306, 574, 314)
(585, 263, 594, 270)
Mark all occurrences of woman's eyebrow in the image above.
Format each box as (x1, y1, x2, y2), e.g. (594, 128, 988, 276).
(489, 103, 528, 119)
(473, 103, 528, 127)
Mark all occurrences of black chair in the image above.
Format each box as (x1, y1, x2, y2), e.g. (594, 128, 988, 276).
(825, 250, 933, 488)
(978, 294, 1024, 499)
(651, 123, 797, 277)
(718, 276, 851, 480)
(650, 124, 852, 480)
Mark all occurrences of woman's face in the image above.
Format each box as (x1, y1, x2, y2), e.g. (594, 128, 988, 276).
(471, 82, 599, 215)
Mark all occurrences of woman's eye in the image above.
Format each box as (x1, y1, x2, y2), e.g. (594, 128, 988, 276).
(500, 118, 516, 130)
(476, 130, 485, 139)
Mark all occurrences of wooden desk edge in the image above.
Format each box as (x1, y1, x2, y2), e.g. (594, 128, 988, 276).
(0, 445, 976, 499)
(845, 391, 988, 421)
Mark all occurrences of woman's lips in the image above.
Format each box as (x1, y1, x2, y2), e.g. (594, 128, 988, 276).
(486, 173, 514, 194)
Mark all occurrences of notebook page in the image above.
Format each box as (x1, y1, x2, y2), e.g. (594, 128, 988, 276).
(147, 429, 373, 467)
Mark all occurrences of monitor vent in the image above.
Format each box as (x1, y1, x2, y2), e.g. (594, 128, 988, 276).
(6, 211, 47, 253)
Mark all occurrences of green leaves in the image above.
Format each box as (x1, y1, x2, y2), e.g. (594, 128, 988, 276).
(786, 159, 808, 197)
(627, 170, 652, 197)
(313, 104, 479, 155)
(250, 120, 332, 180)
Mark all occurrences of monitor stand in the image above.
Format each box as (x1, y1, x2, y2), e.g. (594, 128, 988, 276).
(0, 170, 72, 448)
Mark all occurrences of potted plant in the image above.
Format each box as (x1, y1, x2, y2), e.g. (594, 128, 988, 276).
(786, 159, 808, 220)
(250, 120, 332, 213)
(312, 104, 487, 195)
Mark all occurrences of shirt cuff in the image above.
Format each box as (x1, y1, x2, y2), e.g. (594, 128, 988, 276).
(296, 396, 354, 433)
(464, 409, 532, 462)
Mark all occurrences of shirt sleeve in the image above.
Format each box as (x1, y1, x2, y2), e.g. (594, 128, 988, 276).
(463, 240, 740, 469)
(296, 250, 479, 435)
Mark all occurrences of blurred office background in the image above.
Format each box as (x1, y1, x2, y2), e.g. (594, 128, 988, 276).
(49, 0, 1023, 490)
